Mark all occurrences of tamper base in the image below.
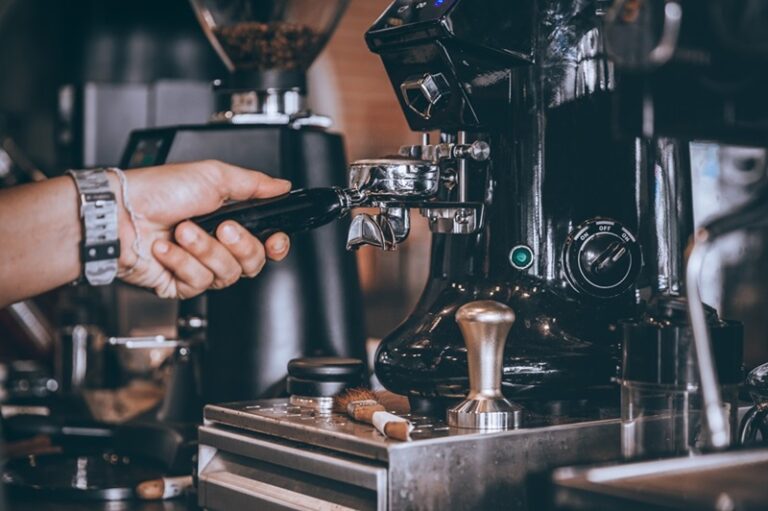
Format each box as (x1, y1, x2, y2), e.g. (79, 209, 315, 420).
(448, 396, 523, 430)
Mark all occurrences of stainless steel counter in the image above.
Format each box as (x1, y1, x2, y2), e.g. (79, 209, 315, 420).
(198, 399, 622, 511)
(552, 448, 768, 511)
(7, 496, 198, 511)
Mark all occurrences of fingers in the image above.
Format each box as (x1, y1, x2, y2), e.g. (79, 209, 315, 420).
(151, 220, 287, 298)
(216, 221, 268, 277)
(175, 221, 243, 289)
(152, 240, 214, 299)
(208, 160, 292, 202)
(177, 220, 278, 282)
(265, 232, 290, 262)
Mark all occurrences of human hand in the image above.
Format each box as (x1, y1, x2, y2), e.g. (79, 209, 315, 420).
(113, 160, 292, 299)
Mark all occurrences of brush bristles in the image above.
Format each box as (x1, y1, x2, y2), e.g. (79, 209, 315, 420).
(334, 387, 378, 411)
(332, 388, 413, 441)
(350, 402, 386, 422)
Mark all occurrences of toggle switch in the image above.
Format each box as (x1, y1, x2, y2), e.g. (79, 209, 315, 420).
(400, 73, 451, 120)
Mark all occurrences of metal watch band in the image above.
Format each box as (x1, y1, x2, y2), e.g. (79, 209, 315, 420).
(67, 168, 120, 286)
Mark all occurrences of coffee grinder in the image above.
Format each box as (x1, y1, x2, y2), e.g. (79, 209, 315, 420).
(121, 0, 365, 404)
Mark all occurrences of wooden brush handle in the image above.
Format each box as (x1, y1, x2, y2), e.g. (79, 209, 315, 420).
(383, 421, 412, 442)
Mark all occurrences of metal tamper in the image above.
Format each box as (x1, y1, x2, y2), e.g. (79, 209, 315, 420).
(447, 300, 523, 430)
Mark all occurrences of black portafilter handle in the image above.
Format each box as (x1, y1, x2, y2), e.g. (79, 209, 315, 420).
(193, 187, 351, 239)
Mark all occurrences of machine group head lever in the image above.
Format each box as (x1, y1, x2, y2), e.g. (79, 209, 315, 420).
(193, 187, 354, 240)
(193, 149, 487, 249)
(193, 156, 442, 248)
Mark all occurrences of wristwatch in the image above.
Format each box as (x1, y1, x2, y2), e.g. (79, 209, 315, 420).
(67, 169, 120, 286)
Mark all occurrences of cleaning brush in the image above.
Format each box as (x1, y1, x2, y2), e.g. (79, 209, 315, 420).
(334, 388, 413, 441)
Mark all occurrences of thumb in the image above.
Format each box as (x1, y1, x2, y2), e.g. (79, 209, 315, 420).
(216, 162, 292, 201)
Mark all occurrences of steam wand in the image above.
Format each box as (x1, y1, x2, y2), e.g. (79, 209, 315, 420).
(686, 185, 768, 450)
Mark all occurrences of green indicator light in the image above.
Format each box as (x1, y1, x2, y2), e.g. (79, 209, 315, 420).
(509, 245, 534, 270)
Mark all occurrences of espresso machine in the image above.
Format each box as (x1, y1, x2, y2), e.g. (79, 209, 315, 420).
(120, 0, 365, 403)
(188, 0, 768, 509)
(193, 0, 693, 407)
(192, 0, 719, 509)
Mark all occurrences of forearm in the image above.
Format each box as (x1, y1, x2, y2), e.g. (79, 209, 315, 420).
(0, 161, 291, 307)
(0, 176, 82, 307)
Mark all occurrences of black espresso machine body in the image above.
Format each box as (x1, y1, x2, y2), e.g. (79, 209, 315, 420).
(121, 123, 366, 403)
(367, 0, 670, 403)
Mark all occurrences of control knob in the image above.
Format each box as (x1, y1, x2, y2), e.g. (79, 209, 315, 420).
(563, 218, 642, 298)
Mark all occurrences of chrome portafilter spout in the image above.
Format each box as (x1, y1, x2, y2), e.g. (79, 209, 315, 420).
(447, 301, 523, 430)
(345, 157, 440, 250)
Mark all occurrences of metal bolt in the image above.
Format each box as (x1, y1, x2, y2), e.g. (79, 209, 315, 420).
(454, 210, 470, 224)
(453, 141, 491, 162)
(469, 141, 491, 161)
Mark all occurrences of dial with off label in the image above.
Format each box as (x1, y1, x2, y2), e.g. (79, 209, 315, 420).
(563, 218, 641, 298)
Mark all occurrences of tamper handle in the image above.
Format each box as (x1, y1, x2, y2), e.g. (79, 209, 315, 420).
(193, 187, 348, 240)
(448, 300, 522, 430)
(456, 301, 515, 399)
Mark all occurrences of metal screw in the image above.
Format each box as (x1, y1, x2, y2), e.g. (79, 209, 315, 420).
(454, 141, 491, 161)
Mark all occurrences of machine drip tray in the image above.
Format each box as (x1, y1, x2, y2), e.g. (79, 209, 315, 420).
(198, 399, 622, 510)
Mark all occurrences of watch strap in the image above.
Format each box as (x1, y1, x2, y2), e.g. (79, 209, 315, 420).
(67, 169, 120, 286)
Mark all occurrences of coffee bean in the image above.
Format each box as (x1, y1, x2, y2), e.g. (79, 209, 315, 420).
(214, 22, 321, 70)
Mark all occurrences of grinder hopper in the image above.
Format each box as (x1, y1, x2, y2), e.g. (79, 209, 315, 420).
(189, 0, 349, 90)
